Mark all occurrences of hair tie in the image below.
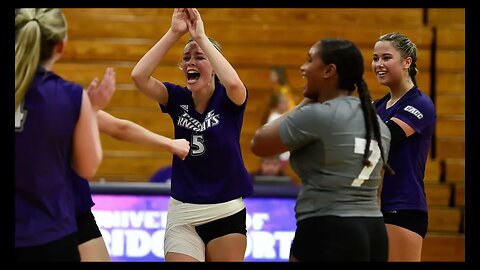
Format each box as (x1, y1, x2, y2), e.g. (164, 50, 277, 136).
(31, 18, 39, 23)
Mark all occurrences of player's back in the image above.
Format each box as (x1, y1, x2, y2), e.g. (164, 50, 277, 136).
(15, 67, 83, 247)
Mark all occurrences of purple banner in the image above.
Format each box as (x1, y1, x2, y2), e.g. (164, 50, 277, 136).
(91, 194, 296, 262)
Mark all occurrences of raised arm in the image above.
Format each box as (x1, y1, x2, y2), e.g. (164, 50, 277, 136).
(131, 8, 189, 105)
(97, 110, 190, 160)
(185, 8, 246, 106)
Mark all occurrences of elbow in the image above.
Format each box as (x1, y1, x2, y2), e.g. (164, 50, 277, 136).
(77, 167, 98, 181)
(76, 163, 100, 180)
(86, 152, 103, 179)
(75, 152, 103, 180)
(251, 145, 268, 158)
(250, 128, 285, 157)
(109, 120, 130, 141)
(250, 135, 267, 157)
(250, 146, 262, 157)
(131, 71, 140, 86)
(131, 69, 144, 87)
(227, 80, 246, 93)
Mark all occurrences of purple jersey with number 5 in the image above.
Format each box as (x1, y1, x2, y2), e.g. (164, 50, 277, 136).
(161, 81, 253, 204)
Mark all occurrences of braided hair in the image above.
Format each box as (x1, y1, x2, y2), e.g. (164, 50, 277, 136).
(319, 38, 394, 174)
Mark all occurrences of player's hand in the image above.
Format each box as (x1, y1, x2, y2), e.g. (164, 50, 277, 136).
(170, 8, 189, 35)
(170, 138, 190, 160)
(87, 67, 116, 111)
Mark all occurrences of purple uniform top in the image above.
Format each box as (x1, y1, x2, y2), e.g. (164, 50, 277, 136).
(72, 170, 95, 215)
(161, 81, 253, 204)
(15, 67, 82, 247)
(375, 87, 436, 213)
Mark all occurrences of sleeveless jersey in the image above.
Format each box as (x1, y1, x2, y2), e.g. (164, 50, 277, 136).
(72, 169, 95, 215)
(15, 67, 83, 247)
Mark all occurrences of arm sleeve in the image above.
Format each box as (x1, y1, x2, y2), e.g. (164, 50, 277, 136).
(386, 120, 407, 150)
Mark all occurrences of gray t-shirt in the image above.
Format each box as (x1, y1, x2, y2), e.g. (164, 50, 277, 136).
(279, 96, 391, 221)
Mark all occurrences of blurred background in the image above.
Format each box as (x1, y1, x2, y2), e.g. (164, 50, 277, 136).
(55, 8, 465, 261)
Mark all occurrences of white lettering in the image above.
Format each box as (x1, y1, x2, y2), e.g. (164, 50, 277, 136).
(275, 231, 295, 259)
(246, 213, 270, 230)
(176, 110, 220, 132)
(93, 210, 168, 229)
(100, 228, 112, 254)
(130, 212, 144, 228)
(249, 231, 276, 258)
(404, 105, 423, 119)
(151, 230, 165, 258)
(125, 230, 151, 257)
(111, 229, 125, 256)
(144, 212, 162, 229)
(95, 210, 294, 261)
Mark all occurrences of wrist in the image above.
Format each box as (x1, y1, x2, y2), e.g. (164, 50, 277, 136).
(167, 28, 185, 38)
(91, 104, 101, 112)
(195, 35, 209, 43)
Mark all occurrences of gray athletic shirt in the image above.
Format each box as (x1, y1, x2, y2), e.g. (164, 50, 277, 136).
(279, 96, 391, 221)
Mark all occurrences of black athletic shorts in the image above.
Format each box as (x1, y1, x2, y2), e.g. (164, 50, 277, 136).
(290, 215, 388, 262)
(195, 208, 247, 245)
(382, 209, 428, 238)
(77, 209, 103, 245)
(15, 232, 80, 262)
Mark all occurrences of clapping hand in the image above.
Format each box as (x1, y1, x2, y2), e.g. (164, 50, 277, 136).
(87, 67, 116, 111)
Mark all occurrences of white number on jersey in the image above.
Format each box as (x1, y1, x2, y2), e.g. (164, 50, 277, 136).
(191, 134, 205, 156)
(351, 138, 381, 187)
(15, 102, 27, 132)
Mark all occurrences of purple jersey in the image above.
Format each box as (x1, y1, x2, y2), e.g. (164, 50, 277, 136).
(72, 169, 95, 215)
(15, 67, 83, 247)
(161, 81, 253, 204)
(375, 87, 436, 213)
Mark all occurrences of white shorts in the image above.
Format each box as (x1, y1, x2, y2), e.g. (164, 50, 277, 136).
(164, 197, 245, 261)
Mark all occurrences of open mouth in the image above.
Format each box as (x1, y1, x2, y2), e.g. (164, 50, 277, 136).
(187, 70, 201, 83)
(376, 71, 387, 76)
